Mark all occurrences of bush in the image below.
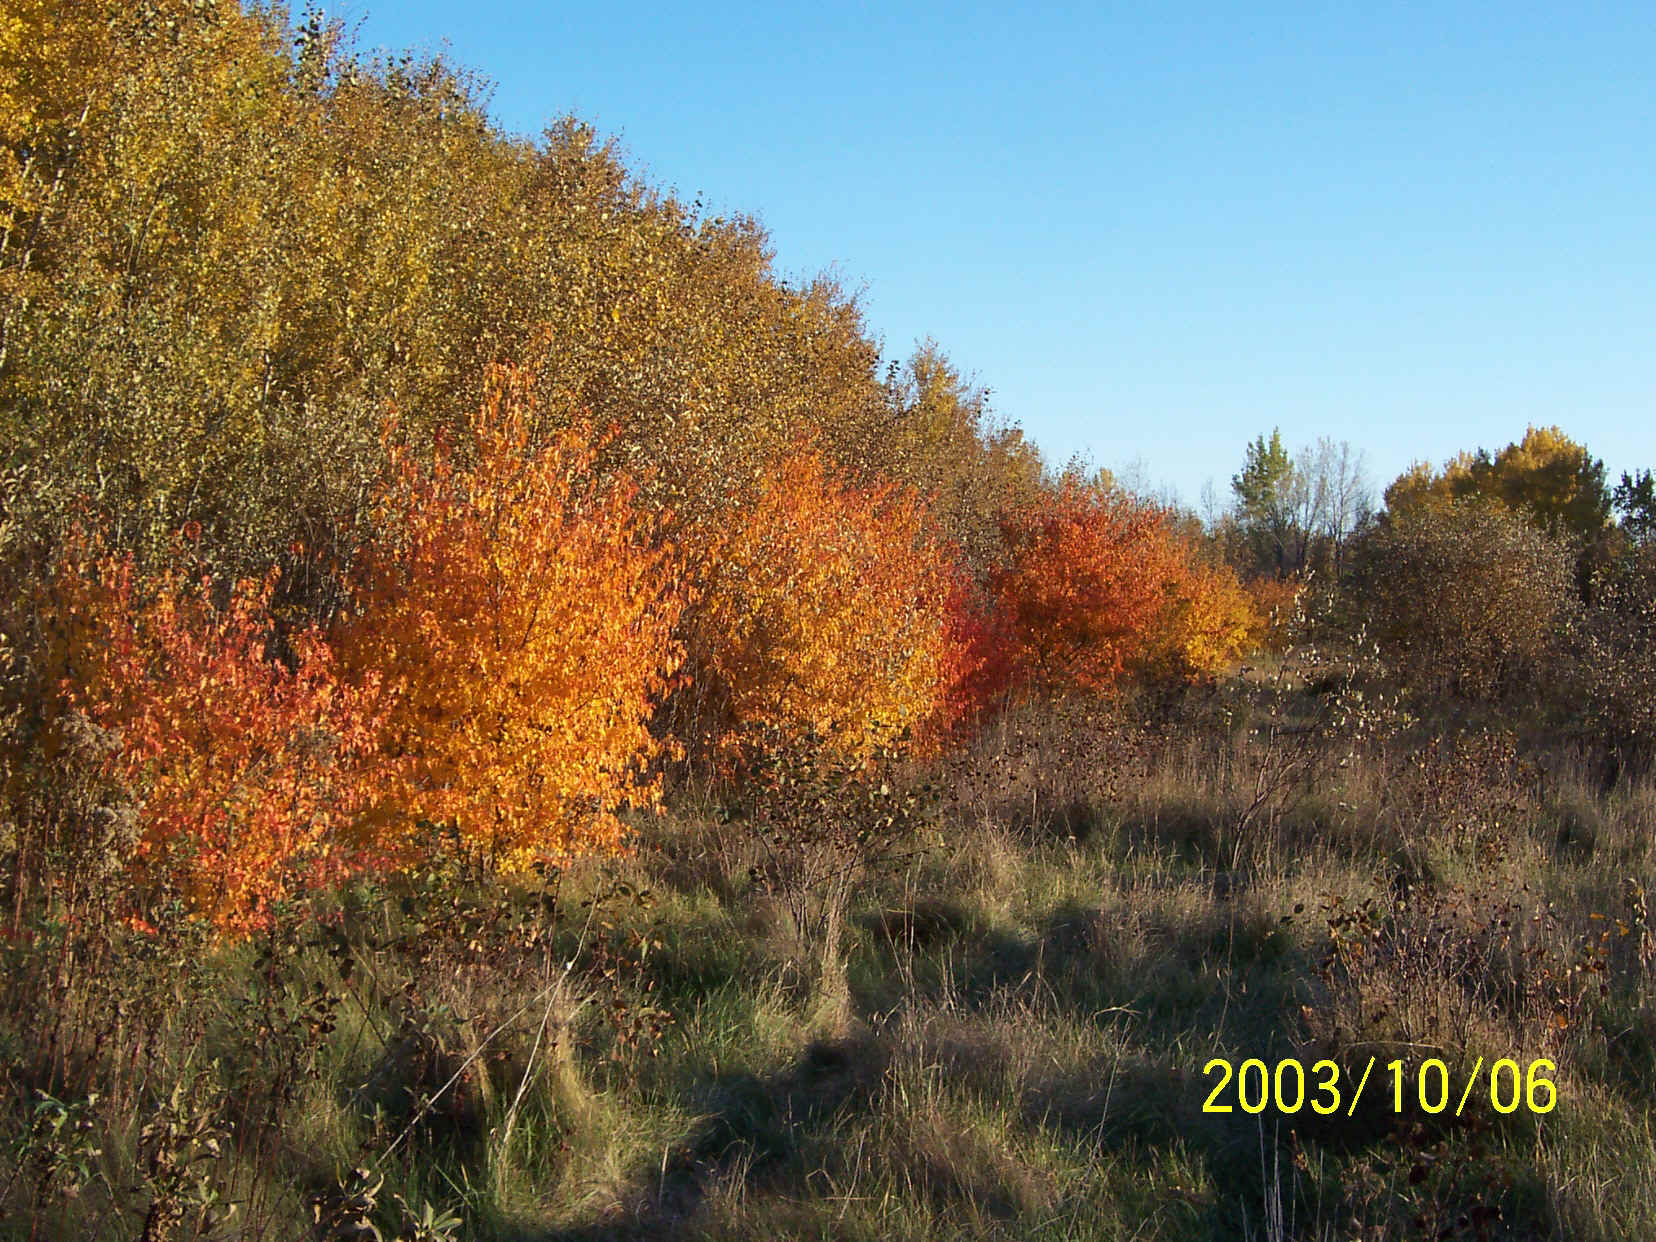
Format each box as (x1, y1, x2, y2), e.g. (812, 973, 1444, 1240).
(1148, 558, 1261, 681)
(684, 448, 959, 763)
(1241, 574, 1306, 656)
(985, 483, 1255, 695)
(34, 534, 383, 934)
(986, 483, 1185, 696)
(1572, 544, 1656, 776)
(1351, 499, 1573, 701)
(334, 364, 684, 874)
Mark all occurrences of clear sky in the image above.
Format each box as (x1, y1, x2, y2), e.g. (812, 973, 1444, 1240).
(329, 1, 1654, 510)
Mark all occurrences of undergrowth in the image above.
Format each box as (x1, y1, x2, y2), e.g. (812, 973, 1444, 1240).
(4, 676, 1655, 1241)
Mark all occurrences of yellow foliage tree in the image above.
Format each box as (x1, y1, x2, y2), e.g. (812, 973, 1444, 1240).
(1151, 559, 1261, 680)
(0, 0, 112, 224)
(1383, 426, 1610, 542)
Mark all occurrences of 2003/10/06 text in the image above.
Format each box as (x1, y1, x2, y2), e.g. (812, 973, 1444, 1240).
(1201, 1057, 1557, 1117)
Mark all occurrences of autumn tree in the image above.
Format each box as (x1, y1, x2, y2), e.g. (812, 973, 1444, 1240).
(683, 448, 960, 762)
(0, 0, 120, 321)
(333, 365, 684, 873)
(1, 0, 1066, 885)
(1149, 558, 1261, 681)
(988, 482, 1190, 695)
(1383, 426, 1611, 544)
(0, 6, 908, 618)
(1483, 426, 1611, 540)
(935, 571, 1020, 733)
(1382, 460, 1441, 516)
(36, 535, 385, 934)
(879, 341, 1043, 573)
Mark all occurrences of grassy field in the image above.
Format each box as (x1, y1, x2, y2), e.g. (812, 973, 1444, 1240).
(5, 669, 1656, 1241)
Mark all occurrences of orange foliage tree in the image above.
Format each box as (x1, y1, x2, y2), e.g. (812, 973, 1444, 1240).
(40, 537, 385, 934)
(987, 483, 1256, 695)
(685, 449, 960, 761)
(333, 365, 684, 874)
(934, 571, 1021, 736)
(988, 483, 1185, 694)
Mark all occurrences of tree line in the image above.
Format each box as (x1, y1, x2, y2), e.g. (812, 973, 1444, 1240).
(4, 3, 1651, 937)
(1, 3, 1260, 933)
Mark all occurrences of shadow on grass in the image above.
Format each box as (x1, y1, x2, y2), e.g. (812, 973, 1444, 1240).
(527, 883, 1553, 1241)
(530, 1032, 890, 1241)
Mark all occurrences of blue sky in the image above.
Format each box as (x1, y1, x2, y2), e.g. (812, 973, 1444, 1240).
(330, 1, 1655, 510)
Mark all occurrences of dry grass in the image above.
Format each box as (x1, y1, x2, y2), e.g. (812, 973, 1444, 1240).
(5, 679, 1656, 1240)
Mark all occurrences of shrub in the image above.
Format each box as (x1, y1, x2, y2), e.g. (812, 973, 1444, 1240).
(1351, 499, 1573, 701)
(685, 448, 958, 763)
(934, 571, 1020, 737)
(986, 483, 1187, 696)
(1148, 557, 1261, 680)
(1241, 574, 1306, 656)
(36, 535, 383, 934)
(1572, 544, 1656, 776)
(333, 364, 684, 874)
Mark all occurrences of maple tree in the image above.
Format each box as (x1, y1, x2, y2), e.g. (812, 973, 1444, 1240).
(332, 364, 684, 874)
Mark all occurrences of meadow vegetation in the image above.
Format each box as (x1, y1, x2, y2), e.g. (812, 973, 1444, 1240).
(3, 5, 1656, 1239)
